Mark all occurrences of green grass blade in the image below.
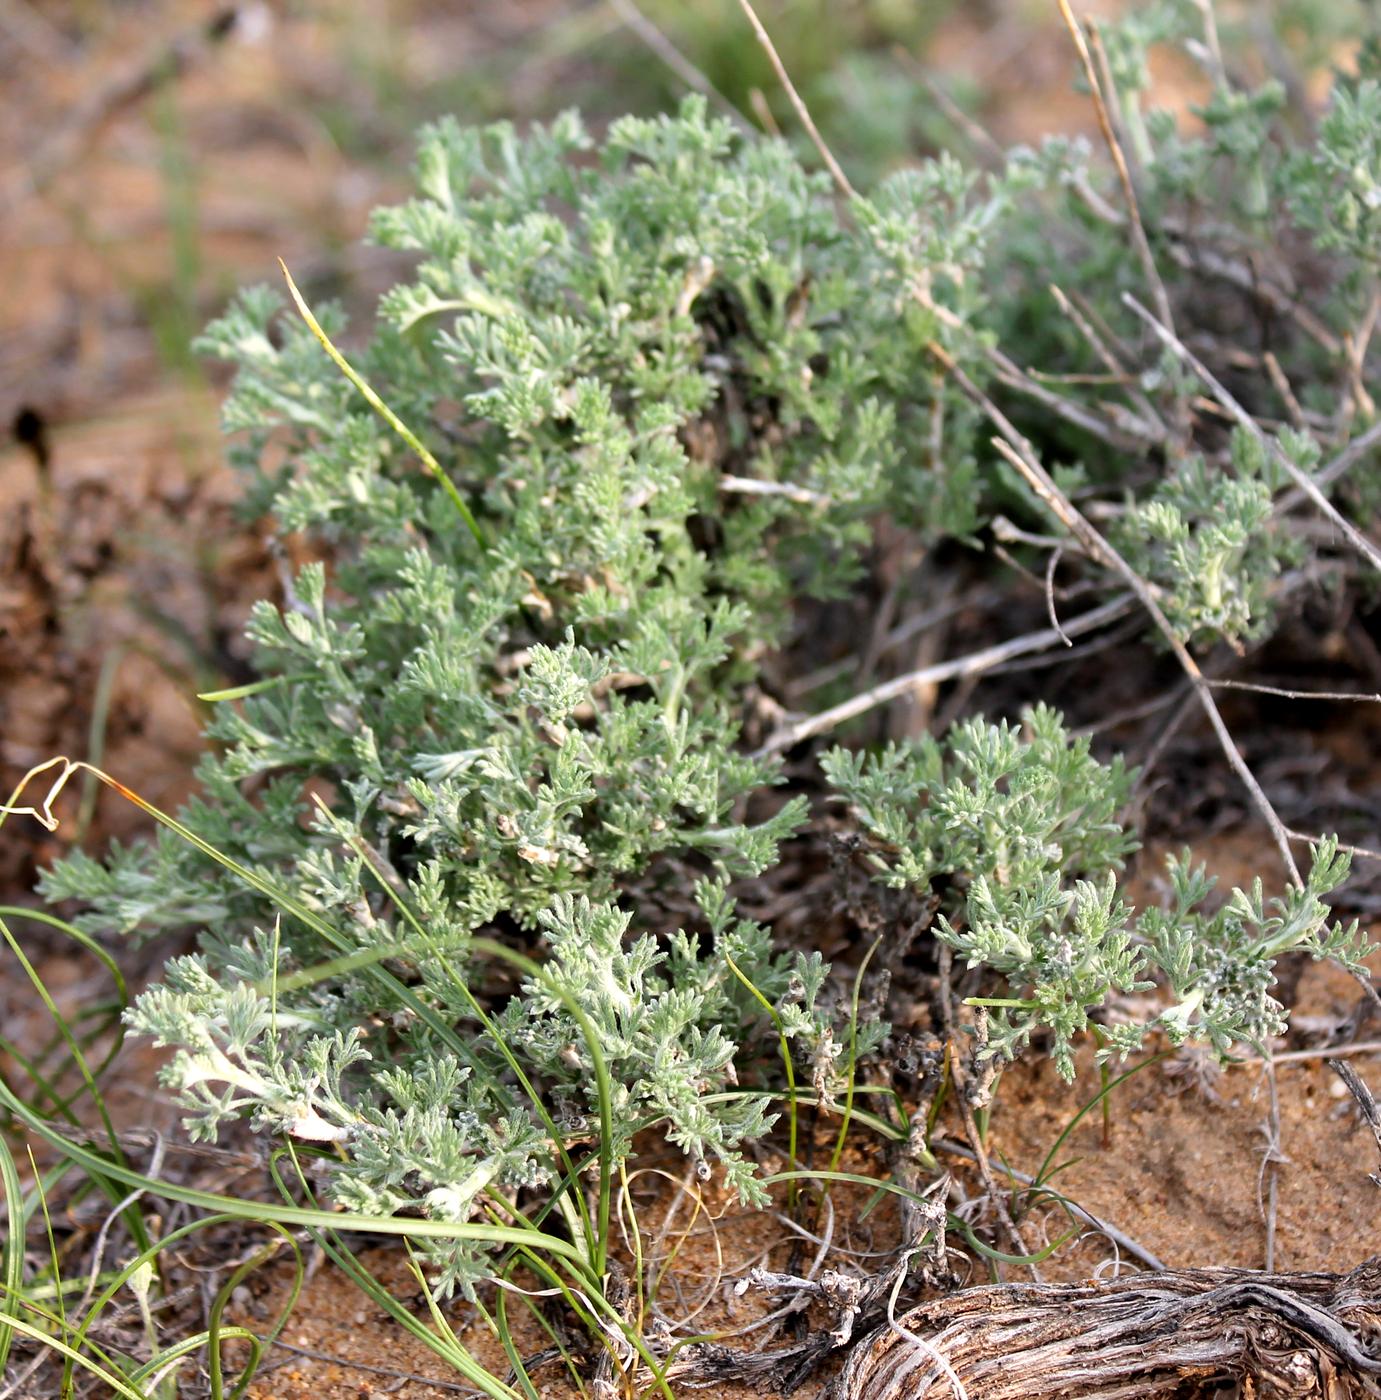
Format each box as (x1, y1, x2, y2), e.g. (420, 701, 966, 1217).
(269, 1149, 524, 1400)
(279, 260, 487, 547)
(0, 1131, 24, 1373)
(725, 953, 798, 1186)
(0, 1079, 594, 1266)
(0, 1312, 155, 1400)
(4, 760, 473, 1065)
(830, 934, 882, 1174)
(1031, 1052, 1166, 1192)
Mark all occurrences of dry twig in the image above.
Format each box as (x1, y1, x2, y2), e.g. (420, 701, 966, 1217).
(889, 44, 1005, 169)
(1048, 283, 1164, 437)
(755, 594, 1135, 755)
(606, 0, 753, 133)
(1278, 419, 1381, 511)
(1056, 0, 1174, 339)
(1327, 1060, 1381, 1189)
(1209, 680, 1381, 703)
(733, 0, 856, 199)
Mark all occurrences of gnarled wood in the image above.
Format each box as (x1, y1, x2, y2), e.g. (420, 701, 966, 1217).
(835, 1258, 1381, 1400)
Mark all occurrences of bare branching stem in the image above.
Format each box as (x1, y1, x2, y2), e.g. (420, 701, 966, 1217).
(1209, 679, 1381, 703)
(1125, 294, 1381, 580)
(1291, 419, 1381, 504)
(756, 595, 1135, 756)
(930, 342, 1302, 885)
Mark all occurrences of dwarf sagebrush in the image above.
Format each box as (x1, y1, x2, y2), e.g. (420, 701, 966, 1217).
(827, 708, 1370, 1081)
(42, 0, 1381, 1297)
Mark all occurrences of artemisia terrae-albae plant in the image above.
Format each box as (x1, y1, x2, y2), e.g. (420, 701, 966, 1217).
(28, 0, 1381, 1322)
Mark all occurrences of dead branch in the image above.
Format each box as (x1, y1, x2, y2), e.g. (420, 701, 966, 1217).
(1328, 1060, 1381, 1189)
(1048, 283, 1165, 438)
(755, 594, 1135, 755)
(1209, 680, 1381, 703)
(889, 45, 1005, 170)
(606, 0, 753, 134)
(1279, 419, 1381, 511)
(835, 1256, 1381, 1399)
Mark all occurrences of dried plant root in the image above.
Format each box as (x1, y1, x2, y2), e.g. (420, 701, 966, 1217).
(834, 1258, 1381, 1400)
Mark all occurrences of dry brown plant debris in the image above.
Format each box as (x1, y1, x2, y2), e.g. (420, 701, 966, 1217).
(835, 1257, 1381, 1400)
